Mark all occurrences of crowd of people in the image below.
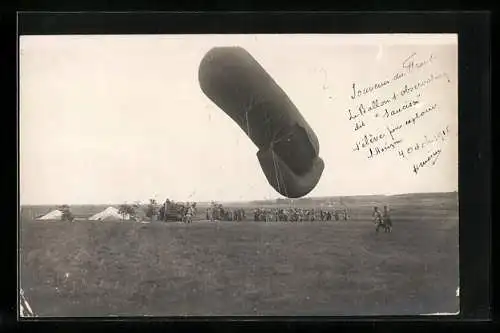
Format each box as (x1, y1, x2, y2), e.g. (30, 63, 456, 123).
(252, 207, 349, 222)
(205, 203, 349, 222)
(157, 199, 394, 229)
(158, 200, 197, 223)
(206, 204, 246, 221)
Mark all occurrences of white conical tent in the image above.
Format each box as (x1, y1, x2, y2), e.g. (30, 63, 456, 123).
(89, 207, 129, 221)
(37, 210, 63, 220)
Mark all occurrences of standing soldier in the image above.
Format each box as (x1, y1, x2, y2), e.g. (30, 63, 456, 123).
(383, 205, 392, 232)
(185, 205, 194, 223)
(191, 202, 197, 218)
(373, 206, 383, 232)
(163, 199, 170, 222)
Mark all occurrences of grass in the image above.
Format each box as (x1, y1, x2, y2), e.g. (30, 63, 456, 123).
(20, 193, 459, 316)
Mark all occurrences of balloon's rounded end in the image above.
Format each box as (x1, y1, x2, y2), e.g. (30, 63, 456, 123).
(198, 46, 250, 96)
(257, 148, 325, 198)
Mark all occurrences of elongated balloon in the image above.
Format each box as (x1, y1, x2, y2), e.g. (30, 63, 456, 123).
(198, 47, 324, 198)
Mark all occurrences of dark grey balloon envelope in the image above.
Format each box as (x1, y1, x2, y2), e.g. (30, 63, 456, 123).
(198, 47, 324, 198)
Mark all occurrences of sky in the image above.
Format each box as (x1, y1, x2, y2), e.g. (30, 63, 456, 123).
(19, 34, 458, 205)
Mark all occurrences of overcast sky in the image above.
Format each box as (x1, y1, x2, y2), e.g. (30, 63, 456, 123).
(20, 34, 458, 205)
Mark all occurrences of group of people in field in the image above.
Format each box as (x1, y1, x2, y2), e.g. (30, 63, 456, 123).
(204, 203, 349, 223)
(159, 199, 392, 232)
(158, 199, 197, 223)
(206, 204, 246, 222)
(183, 203, 197, 224)
(372, 205, 392, 233)
(253, 207, 349, 222)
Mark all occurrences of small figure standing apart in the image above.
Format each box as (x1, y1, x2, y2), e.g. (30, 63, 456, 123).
(372, 206, 384, 233)
(185, 205, 194, 224)
(383, 205, 392, 233)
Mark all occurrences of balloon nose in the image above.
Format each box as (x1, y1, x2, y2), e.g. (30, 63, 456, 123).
(198, 46, 324, 198)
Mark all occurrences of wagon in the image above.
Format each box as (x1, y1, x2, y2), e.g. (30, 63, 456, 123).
(159, 201, 186, 222)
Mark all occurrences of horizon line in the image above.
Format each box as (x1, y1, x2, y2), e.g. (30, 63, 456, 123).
(20, 190, 458, 206)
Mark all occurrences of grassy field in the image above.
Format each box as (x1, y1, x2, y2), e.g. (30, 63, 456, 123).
(19, 192, 459, 316)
